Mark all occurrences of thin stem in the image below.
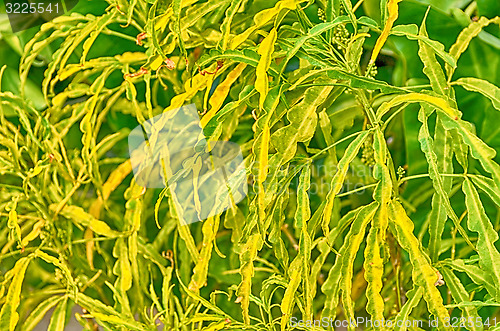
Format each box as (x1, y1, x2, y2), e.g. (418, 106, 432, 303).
(294, 82, 354, 90)
(336, 183, 377, 197)
(102, 28, 137, 42)
(353, 0, 364, 12)
(311, 129, 372, 161)
(356, 90, 377, 126)
(382, 103, 408, 130)
(398, 173, 466, 185)
(281, 224, 298, 250)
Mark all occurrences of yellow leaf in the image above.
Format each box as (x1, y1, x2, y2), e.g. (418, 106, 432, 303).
(389, 201, 452, 330)
(236, 233, 263, 324)
(52, 92, 69, 108)
(52, 204, 122, 237)
(102, 160, 133, 201)
(229, 0, 301, 49)
(202, 321, 227, 331)
(115, 52, 148, 64)
(113, 238, 132, 293)
(21, 220, 44, 247)
(369, 0, 403, 65)
(256, 28, 277, 109)
(258, 125, 270, 184)
(281, 258, 302, 330)
(188, 216, 219, 294)
(164, 69, 215, 112)
(89, 219, 120, 237)
(29, 166, 43, 178)
(7, 199, 22, 248)
(155, 8, 173, 32)
(150, 55, 164, 71)
(0, 257, 31, 331)
(58, 66, 82, 81)
(201, 63, 247, 127)
(376, 92, 461, 121)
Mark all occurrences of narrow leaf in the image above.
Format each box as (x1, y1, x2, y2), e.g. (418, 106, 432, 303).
(256, 28, 277, 109)
(0, 257, 31, 331)
(440, 267, 483, 331)
(47, 297, 68, 331)
(322, 131, 370, 234)
(389, 201, 452, 330)
(462, 179, 500, 299)
(453, 77, 500, 111)
(418, 107, 474, 250)
(369, 0, 403, 65)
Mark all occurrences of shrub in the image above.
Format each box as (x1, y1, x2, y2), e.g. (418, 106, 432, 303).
(1, 0, 500, 330)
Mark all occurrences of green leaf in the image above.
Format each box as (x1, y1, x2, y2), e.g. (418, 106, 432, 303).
(326, 68, 409, 93)
(389, 201, 452, 331)
(442, 259, 497, 299)
(47, 297, 68, 331)
(81, 11, 117, 64)
(236, 233, 263, 324)
(321, 202, 378, 324)
(450, 128, 469, 171)
(256, 28, 277, 109)
(68, 291, 146, 329)
(453, 77, 500, 111)
(90, 312, 148, 330)
(322, 130, 370, 234)
(417, 14, 450, 97)
(393, 287, 423, 331)
(470, 175, 500, 207)
(418, 107, 474, 251)
(441, 116, 500, 189)
(462, 178, 500, 299)
(197, 49, 280, 77)
(280, 16, 350, 72)
(440, 267, 483, 331)
(427, 115, 455, 262)
(271, 85, 333, 164)
(444, 301, 500, 308)
(219, 0, 244, 51)
(172, 0, 188, 59)
(446, 17, 500, 78)
(0, 257, 31, 331)
(391, 24, 457, 68)
(23, 296, 67, 331)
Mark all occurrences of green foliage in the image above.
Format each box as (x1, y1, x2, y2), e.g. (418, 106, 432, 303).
(0, 0, 500, 330)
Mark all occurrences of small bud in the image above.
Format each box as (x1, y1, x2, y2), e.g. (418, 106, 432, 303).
(136, 32, 147, 46)
(164, 58, 175, 70)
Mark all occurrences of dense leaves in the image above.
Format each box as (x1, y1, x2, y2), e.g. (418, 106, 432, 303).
(0, 0, 500, 330)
